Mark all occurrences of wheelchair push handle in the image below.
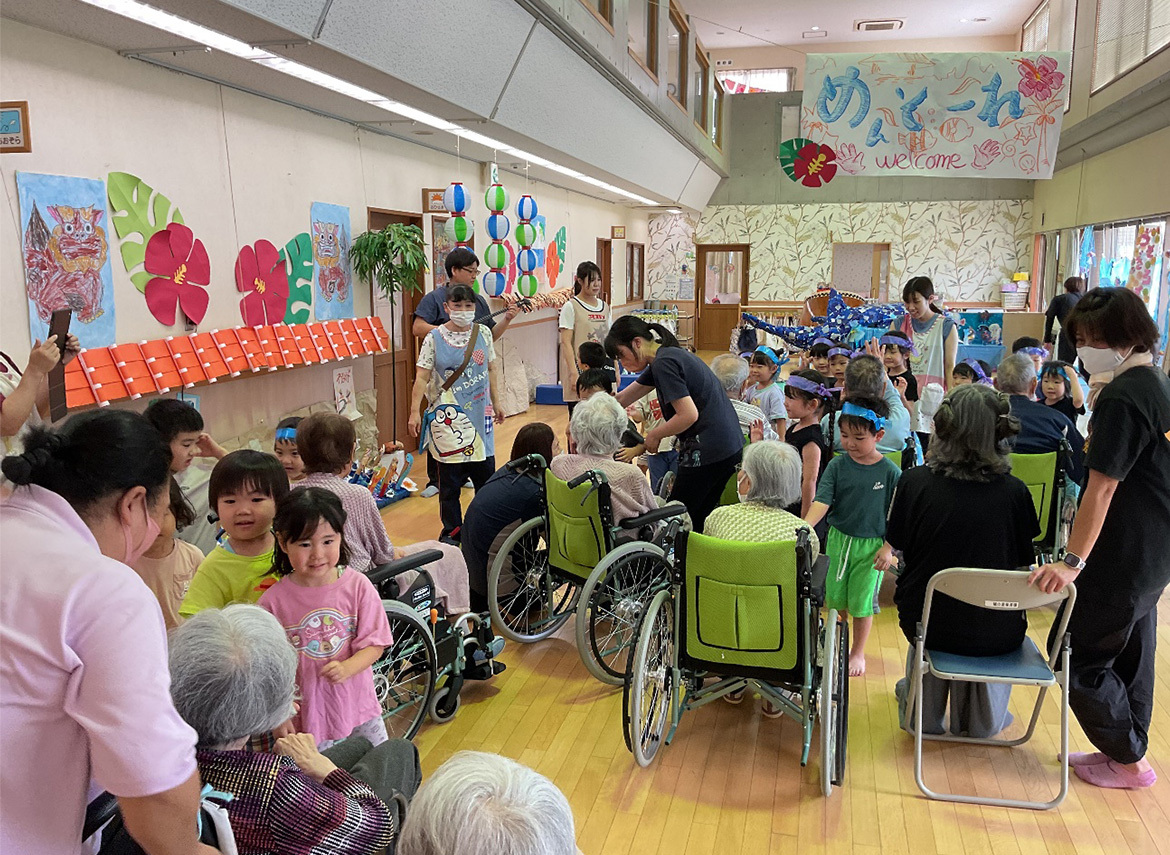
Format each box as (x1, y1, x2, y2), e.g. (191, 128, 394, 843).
(506, 453, 548, 475)
(568, 469, 609, 505)
(367, 548, 444, 586)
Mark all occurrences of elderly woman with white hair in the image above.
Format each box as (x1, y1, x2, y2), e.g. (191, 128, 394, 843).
(398, 751, 579, 855)
(550, 392, 657, 523)
(168, 604, 421, 854)
(710, 353, 777, 441)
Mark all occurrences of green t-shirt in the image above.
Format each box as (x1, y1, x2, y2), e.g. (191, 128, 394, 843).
(814, 454, 901, 539)
(179, 541, 277, 617)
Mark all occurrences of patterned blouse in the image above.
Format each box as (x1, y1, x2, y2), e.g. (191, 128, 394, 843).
(550, 453, 657, 523)
(296, 473, 395, 571)
(702, 502, 820, 559)
(196, 748, 394, 855)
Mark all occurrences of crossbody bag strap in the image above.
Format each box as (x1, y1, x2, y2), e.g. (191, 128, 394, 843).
(441, 324, 481, 392)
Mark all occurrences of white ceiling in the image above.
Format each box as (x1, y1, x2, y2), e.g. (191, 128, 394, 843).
(682, 0, 1038, 50)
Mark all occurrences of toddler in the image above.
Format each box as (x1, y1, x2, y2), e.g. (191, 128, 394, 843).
(808, 337, 834, 376)
(627, 389, 678, 494)
(741, 346, 788, 437)
(804, 397, 900, 676)
(578, 341, 617, 388)
(259, 488, 393, 749)
(826, 345, 852, 392)
(880, 331, 919, 411)
(1011, 337, 1048, 374)
(783, 369, 833, 525)
(180, 450, 290, 617)
(952, 358, 993, 386)
(144, 398, 227, 474)
(132, 478, 204, 630)
(1039, 361, 1086, 423)
(274, 416, 305, 484)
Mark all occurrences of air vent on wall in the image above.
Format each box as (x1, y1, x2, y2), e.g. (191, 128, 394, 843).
(855, 19, 904, 31)
(715, 59, 734, 67)
(802, 30, 828, 38)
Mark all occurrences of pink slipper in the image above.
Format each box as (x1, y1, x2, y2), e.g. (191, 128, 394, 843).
(1074, 761, 1157, 789)
(1061, 751, 1110, 766)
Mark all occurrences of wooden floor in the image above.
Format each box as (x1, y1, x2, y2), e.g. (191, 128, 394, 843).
(381, 403, 1170, 855)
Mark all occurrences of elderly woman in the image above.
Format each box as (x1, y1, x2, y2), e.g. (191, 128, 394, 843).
(874, 384, 1039, 738)
(169, 604, 421, 854)
(710, 353, 777, 441)
(550, 392, 657, 523)
(398, 751, 578, 855)
(1030, 288, 1170, 790)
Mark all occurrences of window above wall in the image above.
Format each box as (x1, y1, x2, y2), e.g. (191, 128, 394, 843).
(666, 2, 688, 108)
(627, 0, 657, 78)
(578, 0, 614, 31)
(1093, 0, 1170, 90)
(714, 67, 795, 94)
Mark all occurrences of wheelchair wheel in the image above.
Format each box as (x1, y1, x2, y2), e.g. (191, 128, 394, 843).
(832, 619, 850, 787)
(819, 609, 845, 796)
(624, 588, 675, 768)
(373, 601, 437, 741)
(427, 682, 461, 724)
(488, 517, 579, 644)
(576, 542, 672, 685)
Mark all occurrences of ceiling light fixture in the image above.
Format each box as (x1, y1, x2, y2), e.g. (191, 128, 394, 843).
(802, 30, 828, 38)
(810, 26, 820, 31)
(75, 0, 664, 206)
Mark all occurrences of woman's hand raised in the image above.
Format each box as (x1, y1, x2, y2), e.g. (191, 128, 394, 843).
(275, 733, 339, 783)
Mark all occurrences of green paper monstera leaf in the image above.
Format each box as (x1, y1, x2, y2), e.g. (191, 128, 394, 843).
(107, 172, 185, 293)
(278, 232, 314, 324)
(778, 138, 815, 181)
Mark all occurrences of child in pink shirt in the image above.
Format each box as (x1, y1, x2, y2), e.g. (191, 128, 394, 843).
(259, 487, 393, 749)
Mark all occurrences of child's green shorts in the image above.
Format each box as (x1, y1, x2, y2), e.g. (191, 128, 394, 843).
(825, 527, 884, 618)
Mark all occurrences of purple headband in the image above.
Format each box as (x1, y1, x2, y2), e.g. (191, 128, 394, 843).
(785, 374, 833, 398)
(878, 334, 918, 355)
(1020, 346, 1047, 359)
(961, 358, 993, 385)
(827, 346, 854, 360)
(811, 336, 836, 348)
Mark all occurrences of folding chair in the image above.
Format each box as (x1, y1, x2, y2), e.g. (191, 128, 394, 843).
(903, 568, 1076, 810)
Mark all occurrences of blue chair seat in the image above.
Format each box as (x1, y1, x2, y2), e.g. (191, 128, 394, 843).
(927, 636, 1054, 684)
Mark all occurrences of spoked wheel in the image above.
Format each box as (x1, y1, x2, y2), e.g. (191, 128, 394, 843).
(374, 601, 437, 741)
(623, 589, 675, 767)
(819, 609, 842, 796)
(832, 619, 850, 787)
(576, 544, 672, 685)
(488, 517, 579, 643)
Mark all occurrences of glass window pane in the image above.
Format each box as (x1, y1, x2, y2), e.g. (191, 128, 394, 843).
(667, 12, 684, 103)
(628, 0, 656, 72)
(704, 250, 743, 304)
(692, 49, 705, 125)
(714, 68, 794, 94)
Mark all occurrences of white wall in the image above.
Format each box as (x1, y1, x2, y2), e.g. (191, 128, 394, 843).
(0, 20, 647, 436)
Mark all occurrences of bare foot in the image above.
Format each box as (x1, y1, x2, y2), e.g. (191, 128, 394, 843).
(848, 652, 866, 677)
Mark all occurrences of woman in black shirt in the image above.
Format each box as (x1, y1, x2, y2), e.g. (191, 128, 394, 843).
(1030, 288, 1170, 790)
(1044, 276, 1084, 363)
(875, 383, 1038, 737)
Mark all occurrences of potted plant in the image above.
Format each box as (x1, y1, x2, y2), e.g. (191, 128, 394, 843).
(350, 222, 428, 439)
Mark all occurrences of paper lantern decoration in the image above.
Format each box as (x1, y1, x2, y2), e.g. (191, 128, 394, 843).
(482, 182, 510, 297)
(442, 181, 473, 248)
(514, 194, 539, 297)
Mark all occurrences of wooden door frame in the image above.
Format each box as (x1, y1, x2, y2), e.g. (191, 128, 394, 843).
(627, 241, 645, 303)
(694, 242, 750, 310)
(596, 238, 613, 305)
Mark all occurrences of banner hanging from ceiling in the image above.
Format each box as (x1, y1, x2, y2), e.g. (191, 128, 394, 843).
(799, 52, 1071, 179)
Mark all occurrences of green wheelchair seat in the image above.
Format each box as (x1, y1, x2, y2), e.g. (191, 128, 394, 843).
(678, 532, 802, 673)
(883, 450, 902, 469)
(544, 469, 613, 581)
(718, 471, 740, 507)
(1008, 451, 1058, 545)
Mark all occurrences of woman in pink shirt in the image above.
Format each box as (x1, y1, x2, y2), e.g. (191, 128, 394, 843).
(0, 410, 212, 855)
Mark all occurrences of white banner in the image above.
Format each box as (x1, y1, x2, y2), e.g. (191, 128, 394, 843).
(800, 52, 1071, 179)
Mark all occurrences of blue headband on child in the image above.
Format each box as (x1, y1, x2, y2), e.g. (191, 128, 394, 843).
(753, 344, 788, 367)
(840, 401, 886, 431)
(275, 427, 297, 441)
(1020, 346, 1047, 359)
(827, 346, 854, 360)
(961, 358, 993, 385)
(878, 334, 918, 355)
(785, 374, 833, 399)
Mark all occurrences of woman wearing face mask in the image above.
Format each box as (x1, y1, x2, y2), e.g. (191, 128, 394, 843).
(408, 283, 506, 543)
(0, 410, 214, 855)
(559, 261, 612, 420)
(1030, 288, 1170, 791)
(894, 276, 959, 392)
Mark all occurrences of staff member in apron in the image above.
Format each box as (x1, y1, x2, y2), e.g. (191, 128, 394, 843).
(559, 261, 612, 420)
(894, 276, 958, 392)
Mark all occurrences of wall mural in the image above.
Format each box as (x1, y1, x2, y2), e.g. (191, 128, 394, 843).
(648, 201, 1032, 303)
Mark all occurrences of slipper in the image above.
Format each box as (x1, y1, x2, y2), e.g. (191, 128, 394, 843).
(1060, 751, 1110, 766)
(1074, 761, 1157, 789)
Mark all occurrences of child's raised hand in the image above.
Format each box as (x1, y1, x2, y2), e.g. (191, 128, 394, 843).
(864, 337, 883, 359)
(196, 432, 227, 459)
(320, 660, 352, 684)
(615, 444, 643, 463)
(749, 419, 765, 444)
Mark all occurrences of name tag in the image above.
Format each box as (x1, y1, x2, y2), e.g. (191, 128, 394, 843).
(985, 600, 1020, 608)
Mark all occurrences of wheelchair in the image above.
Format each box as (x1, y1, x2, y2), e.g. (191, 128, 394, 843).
(622, 529, 849, 797)
(366, 548, 505, 738)
(487, 453, 689, 684)
(1009, 439, 1073, 563)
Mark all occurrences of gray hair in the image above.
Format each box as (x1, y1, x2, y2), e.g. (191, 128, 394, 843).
(740, 440, 802, 508)
(928, 383, 1019, 482)
(996, 353, 1037, 395)
(397, 751, 577, 855)
(570, 392, 626, 456)
(710, 353, 749, 393)
(168, 604, 298, 749)
(843, 355, 884, 399)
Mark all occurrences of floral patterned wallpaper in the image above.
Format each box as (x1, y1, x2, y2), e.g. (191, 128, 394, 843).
(648, 200, 1033, 303)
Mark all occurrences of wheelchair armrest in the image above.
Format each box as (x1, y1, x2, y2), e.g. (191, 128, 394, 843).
(618, 502, 687, 530)
(84, 791, 120, 841)
(367, 549, 444, 586)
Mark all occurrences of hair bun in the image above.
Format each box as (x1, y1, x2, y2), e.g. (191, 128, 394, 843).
(1, 431, 63, 486)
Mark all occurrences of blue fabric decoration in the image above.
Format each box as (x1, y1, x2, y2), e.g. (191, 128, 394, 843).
(741, 289, 905, 350)
(840, 401, 887, 431)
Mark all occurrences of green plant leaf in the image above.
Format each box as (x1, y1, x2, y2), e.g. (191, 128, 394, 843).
(278, 232, 313, 324)
(107, 172, 184, 293)
(351, 223, 428, 305)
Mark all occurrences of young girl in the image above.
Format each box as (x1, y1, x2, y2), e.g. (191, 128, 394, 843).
(133, 478, 204, 630)
(880, 331, 919, 409)
(952, 358, 993, 386)
(742, 346, 788, 437)
(273, 416, 305, 484)
(783, 369, 833, 536)
(808, 337, 834, 376)
(1039, 361, 1087, 423)
(896, 276, 959, 391)
(259, 488, 393, 749)
(826, 345, 852, 396)
(180, 450, 290, 618)
(560, 261, 611, 418)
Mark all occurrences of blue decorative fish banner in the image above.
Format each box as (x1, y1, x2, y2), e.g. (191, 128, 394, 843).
(743, 289, 906, 349)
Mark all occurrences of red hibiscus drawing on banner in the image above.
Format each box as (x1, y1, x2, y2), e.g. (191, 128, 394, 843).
(144, 223, 210, 326)
(235, 239, 290, 326)
(793, 142, 838, 187)
(1017, 56, 1065, 102)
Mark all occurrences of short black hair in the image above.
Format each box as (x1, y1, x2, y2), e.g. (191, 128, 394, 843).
(1065, 287, 1159, 354)
(882, 329, 913, 355)
(577, 341, 608, 370)
(446, 283, 478, 305)
(168, 476, 196, 531)
(144, 398, 203, 442)
(838, 395, 889, 436)
(576, 368, 614, 395)
(271, 487, 351, 576)
(208, 450, 289, 508)
(1039, 360, 1072, 396)
(808, 341, 834, 359)
(953, 359, 992, 382)
(784, 368, 832, 410)
(444, 247, 479, 277)
(1011, 336, 1043, 352)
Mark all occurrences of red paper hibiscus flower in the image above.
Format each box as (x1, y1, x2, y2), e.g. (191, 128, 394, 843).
(235, 240, 290, 326)
(144, 223, 210, 326)
(793, 142, 837, 187)
(1017, 56, 1065, 102)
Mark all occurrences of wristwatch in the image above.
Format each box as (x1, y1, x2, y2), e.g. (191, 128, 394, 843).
(1062, 551, 1086, 572)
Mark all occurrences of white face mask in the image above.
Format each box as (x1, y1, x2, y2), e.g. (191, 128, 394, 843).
(1077, 344, 1131, 376)
(736, 472, 749, 502)
(448, 310, 476, 327)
